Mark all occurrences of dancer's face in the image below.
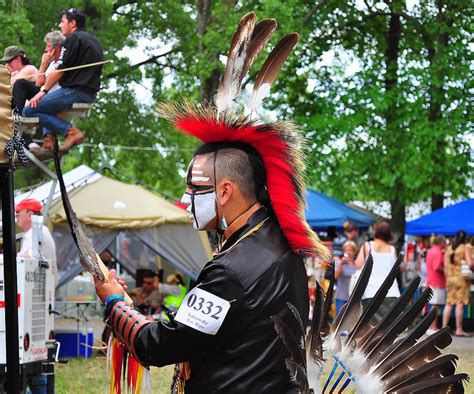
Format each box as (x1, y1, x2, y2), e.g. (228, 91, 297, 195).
(181, 155, 217, 231)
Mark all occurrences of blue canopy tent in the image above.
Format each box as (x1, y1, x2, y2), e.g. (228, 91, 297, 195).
(406, 199, 474, 236)
(305, 189, 374, 230)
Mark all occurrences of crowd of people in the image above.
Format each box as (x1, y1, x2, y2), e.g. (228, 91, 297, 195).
(1, 8, 103, 152)
(328, 221, 474, 336)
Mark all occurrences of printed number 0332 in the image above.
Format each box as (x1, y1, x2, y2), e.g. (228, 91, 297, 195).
(187, 293, 222, 319)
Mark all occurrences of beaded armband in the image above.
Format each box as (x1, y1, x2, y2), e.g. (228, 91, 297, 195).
(108, 301, 152, 361)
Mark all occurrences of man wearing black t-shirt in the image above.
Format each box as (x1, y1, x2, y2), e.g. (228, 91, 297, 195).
(23, 8, 104, 151)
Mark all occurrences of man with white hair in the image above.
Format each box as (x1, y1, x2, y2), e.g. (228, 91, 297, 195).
(10, 31, 65, 114)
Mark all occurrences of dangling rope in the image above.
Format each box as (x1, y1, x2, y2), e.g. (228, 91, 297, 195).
(5, 107, 28, 169)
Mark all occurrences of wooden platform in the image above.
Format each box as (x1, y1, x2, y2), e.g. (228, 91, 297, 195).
(19, 103, 92, 135)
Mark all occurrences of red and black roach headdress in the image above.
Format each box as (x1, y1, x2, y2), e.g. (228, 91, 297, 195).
(158, 12, 329, 260)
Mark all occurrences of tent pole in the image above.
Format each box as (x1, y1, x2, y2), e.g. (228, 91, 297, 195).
(0, 165, 20, 393)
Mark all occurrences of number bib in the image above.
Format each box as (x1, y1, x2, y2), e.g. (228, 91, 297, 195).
(175, 287, 231, 335)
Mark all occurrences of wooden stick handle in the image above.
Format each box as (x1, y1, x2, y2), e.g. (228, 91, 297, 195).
(96, 253, 133, 306)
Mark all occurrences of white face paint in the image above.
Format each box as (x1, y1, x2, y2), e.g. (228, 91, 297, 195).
(181, 191, 217, 230)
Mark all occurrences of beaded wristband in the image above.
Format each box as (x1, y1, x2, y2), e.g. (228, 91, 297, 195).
(105, 294, 125, 308)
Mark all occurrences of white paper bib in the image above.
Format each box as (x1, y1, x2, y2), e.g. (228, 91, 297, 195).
(175, 287, 231, 335)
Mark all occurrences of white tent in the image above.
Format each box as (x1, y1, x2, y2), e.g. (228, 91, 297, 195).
(16, 165, 211, 287)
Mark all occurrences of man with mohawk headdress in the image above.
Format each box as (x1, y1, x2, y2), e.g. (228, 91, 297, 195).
(95, 12, 329, 393)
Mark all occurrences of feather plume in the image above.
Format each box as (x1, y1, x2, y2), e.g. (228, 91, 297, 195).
(52, 141, 104, 281)
(372, 308, 437, 368)
(345, 255, 401, 346)
(285, 359, 310, 394)
(364, 287, 433, 363)
(240, 19, 277, 82)
(358, 276, 421, 353)
(248, 33, 299, 113)
(393, 373, 469, 394)
(215, 12, 256, 114)
(271, 315, 306, 368)
(376, 327, 452, 380)
(386, 354, 458, 392)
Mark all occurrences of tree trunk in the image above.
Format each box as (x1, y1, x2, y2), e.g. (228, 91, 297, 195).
(428, 0, 452, 212)
(390, 198, 406, 243)
(384, 4, 405, 238)
(197, 0, 221, 101)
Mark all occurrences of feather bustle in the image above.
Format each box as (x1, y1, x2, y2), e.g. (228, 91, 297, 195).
(330, 254, 373, 343)
(345, 255, 401, 346)
(306, 281, 326, 369)
(322, 262, 335, 337)
(372, 308, 437, 368)
(376, 327, 452, 380)
(364, 287, 433, 363)
(358, 276, 422, 353)
(385, 354, 458, 392)
(393, 373, 469, 394)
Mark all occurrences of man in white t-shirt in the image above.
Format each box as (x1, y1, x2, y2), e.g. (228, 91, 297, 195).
(16, 198, 58, 284)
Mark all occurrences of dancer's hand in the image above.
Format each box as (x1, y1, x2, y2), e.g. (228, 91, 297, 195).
(94, 269, 127, 303)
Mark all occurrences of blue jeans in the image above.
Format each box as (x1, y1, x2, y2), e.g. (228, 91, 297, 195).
(335, 299, 346, 316)
(23, 87, 94, 136)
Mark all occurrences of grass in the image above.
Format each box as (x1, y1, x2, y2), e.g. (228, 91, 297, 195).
(55, 357, 173, 393)
(55, 348, 473, 393)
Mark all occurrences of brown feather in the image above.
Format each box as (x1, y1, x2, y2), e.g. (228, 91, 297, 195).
(240, 19, 277, 84)
(216, 12, 256, 113)
(393, 373, 469, 394)
(52, 142, 104, 281)
(249, 33, 299, 112)
(376, 327, 452, 383)
(386, 354, 458, 392)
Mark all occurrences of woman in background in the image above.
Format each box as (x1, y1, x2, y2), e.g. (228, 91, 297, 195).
(442, 230, 473, 336)
(355, 221, 400, 324)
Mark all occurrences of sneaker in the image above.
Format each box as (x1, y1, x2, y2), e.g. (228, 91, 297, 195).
(59, 126, 84, 152)
(42, 133, 56, 150)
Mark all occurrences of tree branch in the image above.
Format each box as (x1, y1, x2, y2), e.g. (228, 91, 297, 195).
(105, 49, 175, 79)
(302, 0, 326, 27)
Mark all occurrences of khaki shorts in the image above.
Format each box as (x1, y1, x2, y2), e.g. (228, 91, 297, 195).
(430, 287, 446, 305)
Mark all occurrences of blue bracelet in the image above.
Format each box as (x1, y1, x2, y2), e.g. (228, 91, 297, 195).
(105, 294, 125, 308)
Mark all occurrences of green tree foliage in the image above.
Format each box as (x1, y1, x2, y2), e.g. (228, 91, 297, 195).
(5, 1, 472, 234)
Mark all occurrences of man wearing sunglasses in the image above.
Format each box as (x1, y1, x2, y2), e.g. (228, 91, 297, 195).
(23, 8, 104, 152)
(129, 271, 161, 315)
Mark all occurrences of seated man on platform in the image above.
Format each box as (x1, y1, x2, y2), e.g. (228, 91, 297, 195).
(23, 8, 104, 152)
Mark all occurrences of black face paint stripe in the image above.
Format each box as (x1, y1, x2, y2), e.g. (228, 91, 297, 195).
(191, 191, 199, 228)
(213, 151, 220, 233)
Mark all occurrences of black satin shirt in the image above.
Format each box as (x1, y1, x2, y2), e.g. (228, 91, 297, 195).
(117, 208, 309, 393)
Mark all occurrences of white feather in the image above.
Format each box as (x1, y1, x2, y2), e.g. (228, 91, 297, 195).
(247, 82, 271, 114)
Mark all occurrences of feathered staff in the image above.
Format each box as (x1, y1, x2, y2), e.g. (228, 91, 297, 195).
(273, 253, 469, 393)
(52, 144, 148, 394)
